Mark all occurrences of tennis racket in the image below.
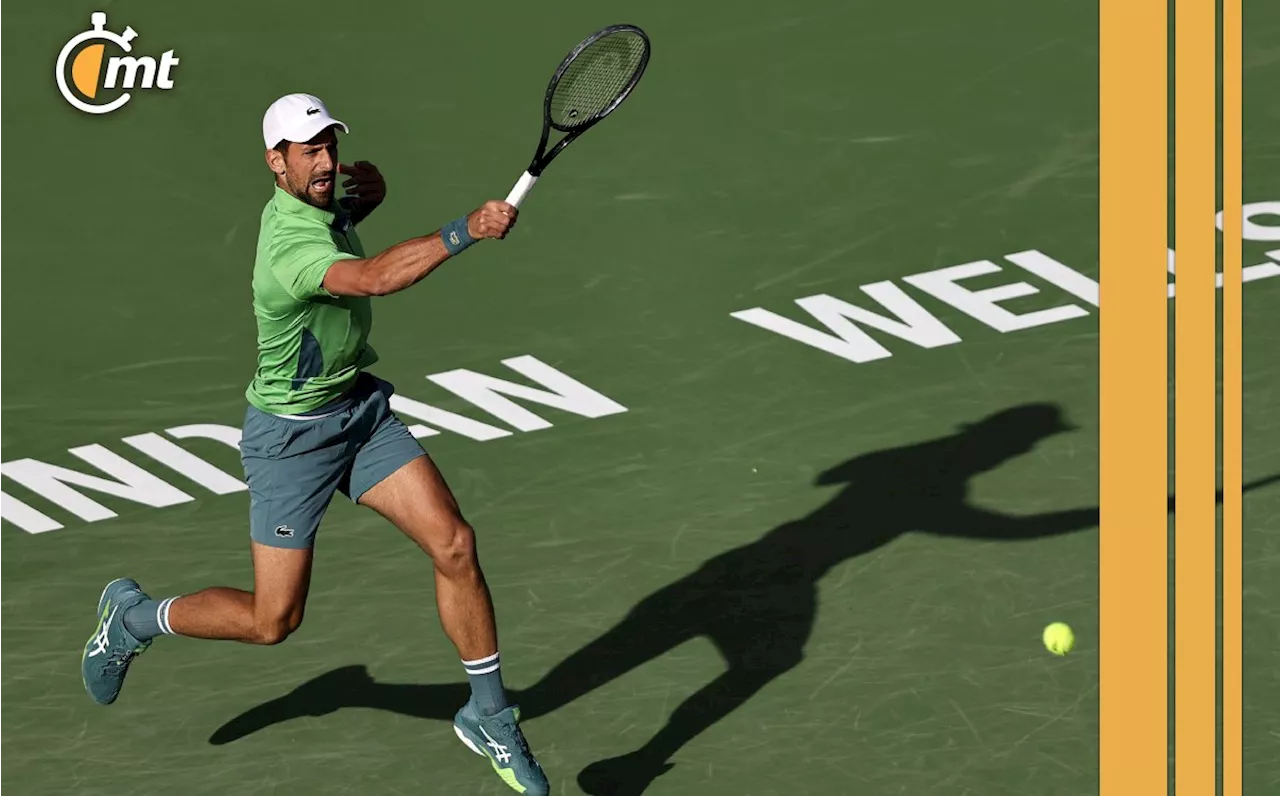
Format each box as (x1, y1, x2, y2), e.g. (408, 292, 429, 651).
(504, 24, 651, 208)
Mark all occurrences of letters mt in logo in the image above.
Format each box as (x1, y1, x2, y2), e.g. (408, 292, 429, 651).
(56, 12, 180, 115)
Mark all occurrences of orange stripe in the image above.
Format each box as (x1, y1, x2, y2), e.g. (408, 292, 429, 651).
(1221, 0, 1243, 790)
(1173, 0, 1218, 790)
(1098, 0, 1168, 791)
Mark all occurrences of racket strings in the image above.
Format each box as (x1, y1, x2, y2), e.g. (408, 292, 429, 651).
(549, 31, 647, 130)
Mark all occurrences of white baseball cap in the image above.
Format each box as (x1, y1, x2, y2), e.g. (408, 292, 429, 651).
(262, 93, 349, 149)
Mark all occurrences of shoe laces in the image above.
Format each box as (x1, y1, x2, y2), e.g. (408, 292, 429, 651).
(499, 717, 534, 761)
(104, 645, 142, 673)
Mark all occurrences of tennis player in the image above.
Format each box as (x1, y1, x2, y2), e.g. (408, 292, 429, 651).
(81, 93, 549, 796)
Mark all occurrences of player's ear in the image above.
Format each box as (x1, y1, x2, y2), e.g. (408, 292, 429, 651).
(265, 145, 287, 176)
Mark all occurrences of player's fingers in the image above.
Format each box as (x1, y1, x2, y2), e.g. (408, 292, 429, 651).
(486, 200, 516, 217)
(340, 162, 377, 179)
(348, 183, 381, 195)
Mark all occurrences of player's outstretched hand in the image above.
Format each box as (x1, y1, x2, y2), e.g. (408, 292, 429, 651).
(467, 201, 518, 241)
(339, 161, 386, 209)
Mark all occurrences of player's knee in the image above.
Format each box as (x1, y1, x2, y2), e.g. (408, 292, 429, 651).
(253, 611, 303, 645)
(431, 520, 479, 578)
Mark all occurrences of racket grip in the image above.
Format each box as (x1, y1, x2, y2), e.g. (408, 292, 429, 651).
(504, 171, 538, 208)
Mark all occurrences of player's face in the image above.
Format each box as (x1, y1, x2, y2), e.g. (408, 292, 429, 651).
(279, 128, 339, 208)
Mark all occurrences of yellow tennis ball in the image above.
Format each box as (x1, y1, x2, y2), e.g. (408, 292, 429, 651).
(1043, 622, 1075, 656)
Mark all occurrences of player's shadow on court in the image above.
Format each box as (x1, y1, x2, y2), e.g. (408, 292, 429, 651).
(212, 402, 1251, 794)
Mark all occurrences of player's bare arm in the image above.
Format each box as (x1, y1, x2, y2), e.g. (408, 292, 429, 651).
(322, 200, 517, 297)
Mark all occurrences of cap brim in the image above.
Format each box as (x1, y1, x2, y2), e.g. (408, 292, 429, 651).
(282, 115, 350, 145)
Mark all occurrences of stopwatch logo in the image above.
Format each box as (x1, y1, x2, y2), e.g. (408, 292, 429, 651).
(56, 12, 180, 115)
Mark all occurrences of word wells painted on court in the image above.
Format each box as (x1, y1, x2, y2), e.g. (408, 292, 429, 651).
(56, 12, 179, 115)
(731, 251, 1096, 363)
(732, 199, 1280, 364)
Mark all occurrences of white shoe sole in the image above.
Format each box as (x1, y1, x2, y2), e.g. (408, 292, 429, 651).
(454, 725, 485, 757)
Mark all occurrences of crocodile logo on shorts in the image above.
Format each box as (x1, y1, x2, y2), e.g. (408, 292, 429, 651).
(274, 525, 295, 538)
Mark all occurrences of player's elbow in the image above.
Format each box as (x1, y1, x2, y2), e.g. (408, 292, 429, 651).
(362, 260, 406, 297)
(366, 270, 398, 297)
(356, 258, 396, 296)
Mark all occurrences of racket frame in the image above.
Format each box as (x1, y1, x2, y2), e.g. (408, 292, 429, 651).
(505, 23, 650, 207)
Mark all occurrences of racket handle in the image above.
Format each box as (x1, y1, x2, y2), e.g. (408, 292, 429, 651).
(505, 171, 538, 208)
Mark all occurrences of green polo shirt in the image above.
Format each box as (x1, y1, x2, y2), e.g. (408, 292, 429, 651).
(245, 186, 378, 415)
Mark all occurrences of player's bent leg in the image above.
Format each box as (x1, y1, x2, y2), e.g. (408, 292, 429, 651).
(344, 382, 499, 664)
(157, 398, 347, 645)
(81, 543, 314, 707)
(83, 390, 356, 706)
(354, 430, 548, 795)
(165, 543, 314, 644)
(357, 455, 496, 657)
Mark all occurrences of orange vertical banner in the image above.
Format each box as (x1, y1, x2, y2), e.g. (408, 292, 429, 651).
(1221, 0, 1243, 790)
(1098, 0, 1169, 792)
(1173, 0, 1218, 790)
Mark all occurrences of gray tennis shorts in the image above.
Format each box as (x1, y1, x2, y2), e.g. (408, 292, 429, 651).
(239, 372, 426, 549)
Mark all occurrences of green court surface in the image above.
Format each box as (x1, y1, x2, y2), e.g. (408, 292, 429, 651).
(4, 1, 1280, 794)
